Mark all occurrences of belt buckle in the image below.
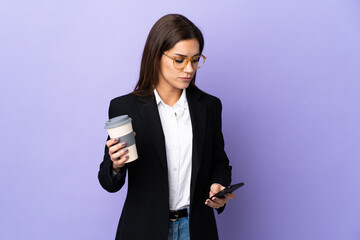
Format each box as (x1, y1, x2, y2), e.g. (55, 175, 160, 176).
(170, 211, 178, 222)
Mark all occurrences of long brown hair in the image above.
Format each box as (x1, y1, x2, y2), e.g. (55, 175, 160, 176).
(133, 14, 204, 96)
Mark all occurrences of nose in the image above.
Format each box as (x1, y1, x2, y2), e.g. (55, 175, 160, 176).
(183, 60, 194, 74)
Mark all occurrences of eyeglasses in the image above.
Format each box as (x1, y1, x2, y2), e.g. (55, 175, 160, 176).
(163, 52, 206, 70)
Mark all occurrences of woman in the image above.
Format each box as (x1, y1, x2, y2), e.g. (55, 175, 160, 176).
(98, 14, 235, 240)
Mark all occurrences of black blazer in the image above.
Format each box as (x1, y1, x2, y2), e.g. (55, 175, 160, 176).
(98, 85, 232, 240)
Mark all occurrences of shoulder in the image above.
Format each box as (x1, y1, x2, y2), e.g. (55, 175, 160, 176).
(107, 93, 141, 118)
(201, 93, 222, 108)
(110, 93, 138, 106)
(188, 85, 222, 108)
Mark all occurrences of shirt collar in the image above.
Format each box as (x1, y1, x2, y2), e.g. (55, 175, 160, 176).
(153, 88, 162, 105)
(153, 88, 187, 109)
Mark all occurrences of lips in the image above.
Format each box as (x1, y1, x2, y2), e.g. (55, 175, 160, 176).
(180, 77, 192, 81)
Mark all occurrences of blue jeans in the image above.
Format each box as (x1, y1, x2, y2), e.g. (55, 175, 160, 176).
(168, 207, 190, 240)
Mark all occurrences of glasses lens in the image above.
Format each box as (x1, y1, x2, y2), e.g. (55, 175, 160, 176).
(173, 57, 187, 69)
(173, 56, 205, 69)
(192, 55, 205, 69)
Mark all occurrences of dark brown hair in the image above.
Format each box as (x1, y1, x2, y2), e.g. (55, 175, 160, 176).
(133, 14, 204, 96)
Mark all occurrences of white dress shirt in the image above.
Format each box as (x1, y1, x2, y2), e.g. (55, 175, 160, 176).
(153, 88, 193, 210)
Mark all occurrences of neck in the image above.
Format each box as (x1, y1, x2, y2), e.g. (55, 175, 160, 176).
(155, 85, 182, 107)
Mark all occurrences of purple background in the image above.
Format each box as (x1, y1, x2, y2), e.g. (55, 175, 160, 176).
(1, 0, 359, 239)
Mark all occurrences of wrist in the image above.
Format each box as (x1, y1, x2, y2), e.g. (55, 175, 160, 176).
(112, 165, 121, 174)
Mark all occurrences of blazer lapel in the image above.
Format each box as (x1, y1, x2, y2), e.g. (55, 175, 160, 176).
(136, 86, 206, 202)
(138, 94, 167, 170)
(186, 86, 206, 205)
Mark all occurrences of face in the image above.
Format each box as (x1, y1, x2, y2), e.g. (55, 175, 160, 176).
(157, 38, 200, 92)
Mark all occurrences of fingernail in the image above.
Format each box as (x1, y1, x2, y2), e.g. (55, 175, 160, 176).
(115, 138, 119, 141)
(125, 155, 129, 159)
(121, 142, 126, 147)
(124, 149, 129, 153)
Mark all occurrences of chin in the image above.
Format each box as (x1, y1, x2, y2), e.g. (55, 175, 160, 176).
(177, 82, 191, 90)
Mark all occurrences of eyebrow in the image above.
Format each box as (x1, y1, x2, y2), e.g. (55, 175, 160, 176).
(173, 53, 201, 57)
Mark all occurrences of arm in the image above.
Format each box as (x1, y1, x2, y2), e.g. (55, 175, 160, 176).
(98, 99, 128, 193)
(206, 98, 234, 213)
(98, 136, 128, 193)
(210, 98, 232, 187)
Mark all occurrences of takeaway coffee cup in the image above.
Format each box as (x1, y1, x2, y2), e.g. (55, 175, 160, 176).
(105, 115, 138, 163)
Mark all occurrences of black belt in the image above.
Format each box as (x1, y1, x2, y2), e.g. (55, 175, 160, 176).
(169, 208, 188, 221)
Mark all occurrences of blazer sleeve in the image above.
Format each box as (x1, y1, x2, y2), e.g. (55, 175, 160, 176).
(98, 98, 128, 193)
(210, 98, 232, 214)
(210, 97, 232, 187)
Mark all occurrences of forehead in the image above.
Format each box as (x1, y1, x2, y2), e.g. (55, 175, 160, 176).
(168, 39, 200, 55)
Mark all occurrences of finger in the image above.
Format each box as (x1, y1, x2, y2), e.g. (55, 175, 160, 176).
(225, 192, 236, 199)
(211, 184, 225, 192)
(133, 132, 136, 136)
(111, 148, 129, 160)
(209, 190, 217, 198)
(106, 137, 119, 148)
(212, 197, 227, 206)
(109, 141, 127, 155)
(205, 199, 223, 209)
(209, 190, 226, 200)
(205, 199, 215, 207)
(118, 154, 130, 165)
(113, 155, 129, 168)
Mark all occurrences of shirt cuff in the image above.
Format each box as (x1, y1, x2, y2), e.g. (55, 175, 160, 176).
(112, 170, 118, 177)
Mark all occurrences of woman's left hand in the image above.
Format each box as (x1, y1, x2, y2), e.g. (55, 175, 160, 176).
(205, 183, 235, 209)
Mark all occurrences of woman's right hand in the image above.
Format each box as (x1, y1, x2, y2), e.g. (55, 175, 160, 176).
(106, 138, 129, 173)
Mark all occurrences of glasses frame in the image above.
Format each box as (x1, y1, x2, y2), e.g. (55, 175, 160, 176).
(163, 52, 207, 70)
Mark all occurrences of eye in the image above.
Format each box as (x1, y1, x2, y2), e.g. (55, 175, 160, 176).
(174, 57, 185, 63)
(192, 56, 200, 63)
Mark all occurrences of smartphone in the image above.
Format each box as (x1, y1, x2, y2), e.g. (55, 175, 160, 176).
(208, 182, 244, 200)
